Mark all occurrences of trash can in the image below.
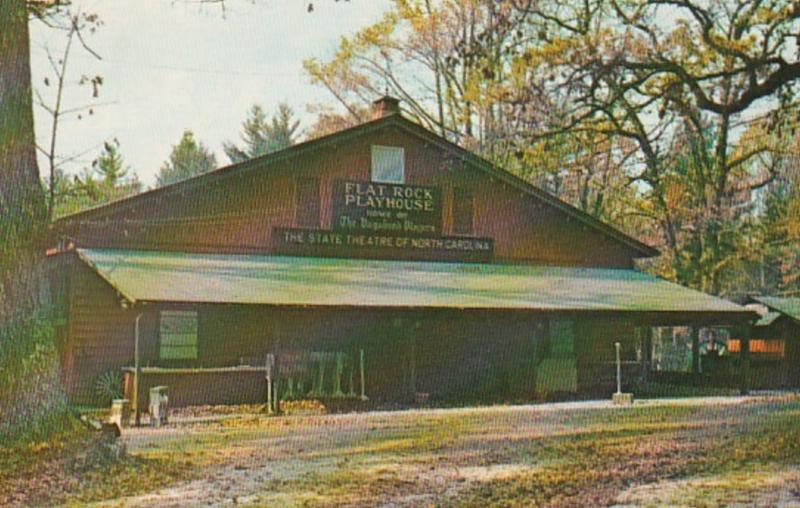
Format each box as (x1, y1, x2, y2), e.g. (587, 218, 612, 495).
(109, 399, 131, 429)
(148, 386, 169, 427)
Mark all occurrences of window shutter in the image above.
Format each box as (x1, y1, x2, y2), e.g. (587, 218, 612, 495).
(452, 187, 474, 235)
(295, 177, 321, 228)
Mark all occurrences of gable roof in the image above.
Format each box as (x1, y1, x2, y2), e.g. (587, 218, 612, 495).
(750, 296, 800, 323)
(53, 113, 658, 258)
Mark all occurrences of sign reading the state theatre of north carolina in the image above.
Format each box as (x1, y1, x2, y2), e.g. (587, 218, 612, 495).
(332, 180, 442, 236)
(273, 228, 493, 263)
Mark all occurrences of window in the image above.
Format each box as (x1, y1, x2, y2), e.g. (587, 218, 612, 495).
(371, 145, 405, 183)
(452, 187, 474, 235)
(728, 339, 785, 357)
(159, 310, 198, 360)
(295, 177, 321, 228)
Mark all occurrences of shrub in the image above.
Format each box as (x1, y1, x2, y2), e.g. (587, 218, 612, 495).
(281, 399, 327, 416)
(93, 371, 124, 406)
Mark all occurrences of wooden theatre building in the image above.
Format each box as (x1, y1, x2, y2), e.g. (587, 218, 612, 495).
(49, 97, 757, 408)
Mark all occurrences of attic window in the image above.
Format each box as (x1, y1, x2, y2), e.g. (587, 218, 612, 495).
(371, 145, 405, 183)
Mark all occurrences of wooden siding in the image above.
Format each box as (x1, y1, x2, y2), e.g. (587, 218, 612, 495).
(65, 261, 142, 403)
(574, 317, 638, 394)
(65, 126, 639, 268)
(63, 285, 555, 405)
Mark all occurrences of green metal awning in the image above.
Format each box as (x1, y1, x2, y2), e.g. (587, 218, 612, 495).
(751, 296, 800, 323)
(76, 248, 752, 317)
(754, 311, 783, 327)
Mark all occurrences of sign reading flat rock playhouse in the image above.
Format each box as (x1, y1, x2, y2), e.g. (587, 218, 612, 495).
(332, 180, 442, 236)
(273, 179, 493, 263)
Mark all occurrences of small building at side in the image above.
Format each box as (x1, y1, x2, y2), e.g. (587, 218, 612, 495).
(728, 297, 800, 389)
(48, 97, 757, 408)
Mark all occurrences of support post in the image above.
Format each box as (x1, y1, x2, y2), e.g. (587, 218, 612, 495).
(359, 349, 367, 401)
(133, 312, 143, 427)
(612, 341, 633, 405)
(348, 353, 356, 396)
(316, 356, 326, 396)
(615, 341, 622, 395)
(409, 336, 416, 395)
(640, 327, 652, 388)
(740, 325, 751, 395)
(266, 354, 274, 415)
(333, 353, 344, 397)
(691, 326, 701, 378)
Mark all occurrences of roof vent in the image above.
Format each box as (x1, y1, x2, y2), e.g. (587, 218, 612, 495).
(372, 95, 400, 119)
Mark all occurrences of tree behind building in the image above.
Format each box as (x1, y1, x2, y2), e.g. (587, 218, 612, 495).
(156, 130, 217, 187)
(224, 103, 300, 164)
(50, 140, 142, 218)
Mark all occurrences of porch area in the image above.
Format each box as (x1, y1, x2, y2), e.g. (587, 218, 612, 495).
(72, 248, 756, 409)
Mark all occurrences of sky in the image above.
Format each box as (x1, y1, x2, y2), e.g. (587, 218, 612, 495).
(30, 0, 391, 187)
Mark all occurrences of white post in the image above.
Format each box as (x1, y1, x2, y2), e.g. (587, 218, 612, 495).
(360, 349, 367, 401)
(266, 354, 274, 415)
(134, 312, 143, 427)
(615, 341, 622, 395)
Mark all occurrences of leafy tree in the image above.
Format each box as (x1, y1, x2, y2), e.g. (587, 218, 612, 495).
(305, 0, 800, 298)
(304, 103, 368, 140)
(303, 1, 639, 223)
(516, 0, 800, 295)
(156, 130, 217, 187)
(754, 142, 800, 295)
(223, 103, 300, 163)
(304, 1, 530, 150)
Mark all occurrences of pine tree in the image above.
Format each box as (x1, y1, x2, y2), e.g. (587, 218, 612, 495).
(94, 140, 129, 187)
(224, 103, 300, 163)
(50, 140, 142, 218)
(156, 130, 217, 187)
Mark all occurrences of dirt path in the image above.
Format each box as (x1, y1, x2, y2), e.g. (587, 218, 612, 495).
(84, 395, 800, 507)
(614, 467, 800, 508)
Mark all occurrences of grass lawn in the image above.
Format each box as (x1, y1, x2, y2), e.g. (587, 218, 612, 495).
(2, 395, 799, 507)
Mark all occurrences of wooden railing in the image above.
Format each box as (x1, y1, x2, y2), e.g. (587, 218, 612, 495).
(581, 361, 649, 392)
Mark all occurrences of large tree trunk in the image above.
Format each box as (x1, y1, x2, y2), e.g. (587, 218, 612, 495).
(1, 0, 67, 440)
(1, 0, 48, 313)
